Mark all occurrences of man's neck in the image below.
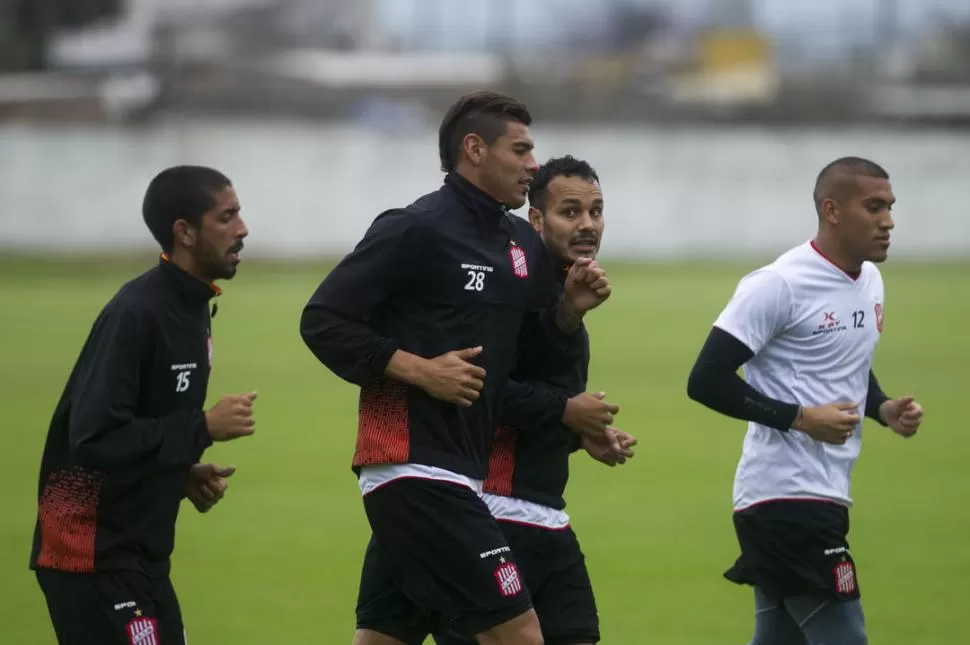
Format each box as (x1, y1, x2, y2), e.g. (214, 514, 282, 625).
(454, 165, 501, 204)
(168, 248, 209, 284)
(812, 232, 861, 275)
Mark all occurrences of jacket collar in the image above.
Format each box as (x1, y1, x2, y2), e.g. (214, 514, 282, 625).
(159, 253, 221, 305)
(444, 172, 510, 223)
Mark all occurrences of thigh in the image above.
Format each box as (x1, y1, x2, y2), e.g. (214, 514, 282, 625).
(36, 568, 175, 645)
(363, 478, 533, 637)
(431, 625, 477, 645)
(525, 527, 599, 645)
(431, 522, 549, 645)
(37, 569, 127, 645)
(730, 502, 861, 602)
(150, 576, 186, 645)
(356, 533, 436, 645)
(750, 586, 807, 645)
(784, 595, 868, 645)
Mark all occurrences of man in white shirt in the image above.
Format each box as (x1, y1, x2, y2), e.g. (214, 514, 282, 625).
(686, 156, 924, 645)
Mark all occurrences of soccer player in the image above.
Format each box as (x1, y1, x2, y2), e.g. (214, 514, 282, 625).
(31, 166, 258, 645)
(432, 155, 638, 645)
(300, 92, 611, 645)
(686, 156, 924, 645)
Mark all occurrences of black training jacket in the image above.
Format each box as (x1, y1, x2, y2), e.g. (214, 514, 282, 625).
(30, 256, 217, 578)
(300, 173, 584, 480)
(485, 273, 590, 511)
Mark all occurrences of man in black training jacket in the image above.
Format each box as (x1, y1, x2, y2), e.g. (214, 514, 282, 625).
(301, 92, 612, 645)
(434, 155, 637, 645)
(31, 165, 258, 645)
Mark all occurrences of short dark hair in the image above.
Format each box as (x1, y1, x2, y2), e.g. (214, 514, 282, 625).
(813, 156, 889, 213)
(438, 91, 532, 173)
(142, 165, 231, 251)
(528, 155, 600, 212)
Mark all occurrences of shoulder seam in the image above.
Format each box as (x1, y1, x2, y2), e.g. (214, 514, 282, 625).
(751, 267, 795, 303)
(751, 268, 796, 327)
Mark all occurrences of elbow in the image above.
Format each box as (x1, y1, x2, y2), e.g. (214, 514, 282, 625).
(686, 362, 710, 405)
(70, 431, 93, 461)
(299, 308, 368, 385)
(299, 306, 337, 365)
(540, 340, 583, 373)
(70, 435, 114, 473)
(299, 305, 321, 348)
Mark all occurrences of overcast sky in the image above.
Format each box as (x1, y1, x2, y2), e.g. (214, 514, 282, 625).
(375, 0, 970, 52)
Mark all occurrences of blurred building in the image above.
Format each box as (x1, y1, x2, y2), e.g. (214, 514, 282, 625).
(1, 0, 969, 125)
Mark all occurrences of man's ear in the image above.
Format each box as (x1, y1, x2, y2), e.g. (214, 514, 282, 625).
(528, 207, 543, 233)
(463, 133, 487, 167)
(820, 198, 841, 226)
(173, 219, 198, 249)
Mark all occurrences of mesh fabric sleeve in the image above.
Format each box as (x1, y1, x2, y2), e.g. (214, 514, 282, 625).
(687, 270, 800, 432)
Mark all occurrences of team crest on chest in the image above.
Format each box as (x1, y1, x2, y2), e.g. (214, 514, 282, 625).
(508, 243, 528, 279)
(874, 303, 883, 333)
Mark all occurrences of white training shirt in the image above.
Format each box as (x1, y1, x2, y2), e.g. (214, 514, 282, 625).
(712, 241, 885, 510)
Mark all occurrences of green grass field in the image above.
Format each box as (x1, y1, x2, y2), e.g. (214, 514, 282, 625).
(1, 256, 967, 644)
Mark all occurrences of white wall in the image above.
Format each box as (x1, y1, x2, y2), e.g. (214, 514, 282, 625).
(1, 119, 968, 260)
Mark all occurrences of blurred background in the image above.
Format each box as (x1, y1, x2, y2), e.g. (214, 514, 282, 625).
(2, 2, 969, 644)
(1, 0, 969, 258)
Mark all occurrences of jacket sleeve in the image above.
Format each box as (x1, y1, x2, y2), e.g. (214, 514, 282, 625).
(69, 302, 212, 473)
(518, 245, 585, 372)
(500, 379, 569, 434)
(300, 209, 421, 386)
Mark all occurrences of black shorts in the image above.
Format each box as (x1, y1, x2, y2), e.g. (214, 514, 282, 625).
(36, 568, 185, 644)
(433, 522, 600, 645)
(358, 478, 533, 640)
(356, 534, 437, 645)
(724, 500, 861, 603)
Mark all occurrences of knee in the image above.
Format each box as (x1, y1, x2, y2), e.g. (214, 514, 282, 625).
(520, 628, 545, 645)
(476, 618, 543, 645)
(809, 600, 868, 645)
(352, 629, 407, 645)
(841, 626, 868, 645)
(802, 611, 868, 645)
(496, 625, 543, 645)
(516, 628, 543, 645)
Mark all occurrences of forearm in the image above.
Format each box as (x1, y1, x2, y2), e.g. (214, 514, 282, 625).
(688, 368, 800, 431)
(865, 369, 890, 426)
(500, 380, 569, 432)
(521, 304, 585, 376)
(71, 410, 211, 473)
(554, 297, 583, 335)
(569, 431, 583, 453)
(384, 350, 430, 389)
(687, 327, 800, 432)
(300, 305, 399, 386)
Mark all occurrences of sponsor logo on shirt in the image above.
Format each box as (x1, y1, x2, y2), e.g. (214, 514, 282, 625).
(813, 311, 847, 335)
